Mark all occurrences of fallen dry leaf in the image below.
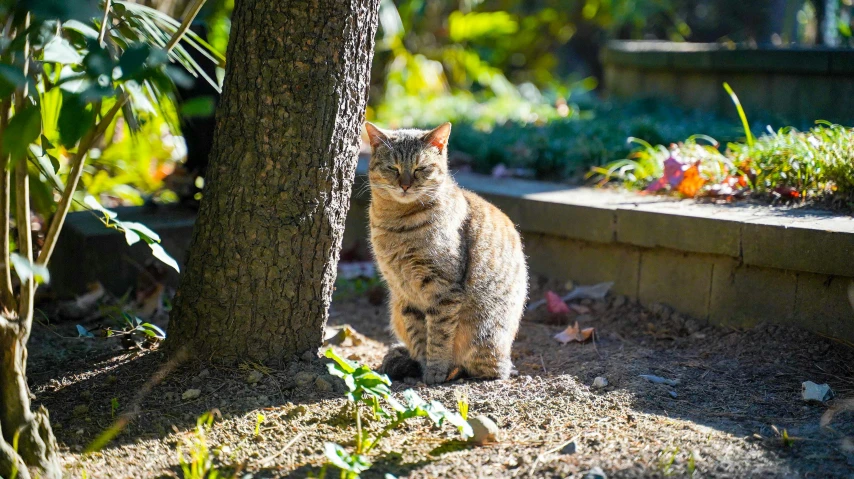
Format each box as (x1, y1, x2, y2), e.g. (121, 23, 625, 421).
(554, 321, 594, 344)
(136, 282, 165, 319)
(545, 290, 570, 315)
(676, 163, 706, 197)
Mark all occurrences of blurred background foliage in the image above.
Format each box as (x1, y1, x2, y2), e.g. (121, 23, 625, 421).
(22, 0, 852, 208)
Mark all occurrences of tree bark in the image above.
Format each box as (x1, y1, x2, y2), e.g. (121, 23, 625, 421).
(166, 0, 380, 363)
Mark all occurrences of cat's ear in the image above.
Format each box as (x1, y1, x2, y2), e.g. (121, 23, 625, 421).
(422, 122, 452, 153)
(364, 122, 390, 150)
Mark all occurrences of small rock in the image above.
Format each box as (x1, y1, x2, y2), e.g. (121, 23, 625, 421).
(314, 376, 333, 393)
(198, 369, 210, 379)
(612, 295, 627, 308)
(75, 429, 85, 436)
(72, 405, 89, 417)
(257, 395, 269, 405)
(583, 466, 607, 479)
(639, 374, 680, 386)
(683, 318, 700, 334)
(301, 350, 316, 362)
(468, 415, 499, 445)
(592, 377, 609, 389)
(246, 370, 264, 384)
(802, 381, 835, 402)
(650, 303, 672, 321)
(560, 441, 577, 455)
(294, 371, 317, 388)
(182, 389, 201, 400)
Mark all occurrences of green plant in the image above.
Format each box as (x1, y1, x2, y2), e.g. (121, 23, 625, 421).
(0, 1, 219, 476)
(110, 398, 119, 417)
(321, 349, 472, 479)
(178, 411, 229, 479)
(253, 413, 264, 437)
(592, 84, 854, 206)
(454, 386, 469, 421)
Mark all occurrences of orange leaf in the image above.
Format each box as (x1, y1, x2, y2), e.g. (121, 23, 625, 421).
(554, 321, 595, 344)
(676, 164, 706, 197)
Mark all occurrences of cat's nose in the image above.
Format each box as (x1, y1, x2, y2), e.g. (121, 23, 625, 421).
(400, 172, 412, 191)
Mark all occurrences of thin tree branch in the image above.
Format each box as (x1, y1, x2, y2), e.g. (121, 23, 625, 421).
(98, 0, 112, 47)
(0, 98, 14, 311)
(36, 95, 129, 268)
(13, 14, 32, 325)
(165, 0, 207, 53)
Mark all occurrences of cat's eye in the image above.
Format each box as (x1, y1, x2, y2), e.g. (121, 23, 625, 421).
(414, 166, 428, 173)
(386, 166, 399, 174)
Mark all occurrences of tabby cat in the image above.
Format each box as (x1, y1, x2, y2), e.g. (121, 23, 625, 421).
(365, 122, 528, 384)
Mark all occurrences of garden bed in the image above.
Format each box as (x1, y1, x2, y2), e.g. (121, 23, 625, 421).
(30, 275, 854, 478)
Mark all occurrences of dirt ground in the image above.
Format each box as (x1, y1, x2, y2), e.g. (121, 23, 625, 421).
(27, 275, 854, 479)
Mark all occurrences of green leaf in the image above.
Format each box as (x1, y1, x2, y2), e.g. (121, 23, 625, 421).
(118, 44, 151, 79)
(57, 92, 95, 148)
(42, 35, 84, 64)
(140, 322, 166, 339)
(83, 45, 114, 79)
(119, 221, 161, 243)
(62, 20, 99, 39)
(0, 64, 27, 97)
(9, 252, 50, 285)
(323, 442, 371, 474)
(180, 96, 216, 118)
(29, 145, 64, 190)
(3, 105, 42, 162)
(24, 0, 100, 23)
(83, 195, 117, 219)
(148, 242, 179, 272)
(324, 348, 358, 374)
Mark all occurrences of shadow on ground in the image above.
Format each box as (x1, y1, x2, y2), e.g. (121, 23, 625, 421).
(28, 276, 854, 478)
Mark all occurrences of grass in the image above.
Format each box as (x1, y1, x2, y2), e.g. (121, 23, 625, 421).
(592, 84, 854, 207)
(596, 121, 854, 205)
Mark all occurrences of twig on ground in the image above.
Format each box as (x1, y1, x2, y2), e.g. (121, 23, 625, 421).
(528, 434, 580, 478)
(258, 430, 304, 467)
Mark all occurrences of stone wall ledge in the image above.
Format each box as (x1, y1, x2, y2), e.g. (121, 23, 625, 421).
(602, 40, 854, 75)
(354, 165, 854, 278)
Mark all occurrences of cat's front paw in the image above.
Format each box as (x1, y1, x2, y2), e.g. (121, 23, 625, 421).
(423, 361, 451, 385)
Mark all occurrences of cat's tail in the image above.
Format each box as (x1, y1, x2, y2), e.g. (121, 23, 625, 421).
(379, 344, 422, 380)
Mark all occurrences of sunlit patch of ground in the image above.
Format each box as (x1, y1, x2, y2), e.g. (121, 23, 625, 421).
(28, 277, 854, 478)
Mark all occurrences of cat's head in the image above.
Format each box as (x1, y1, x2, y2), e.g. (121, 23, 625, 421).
(364, 122, 451, 204)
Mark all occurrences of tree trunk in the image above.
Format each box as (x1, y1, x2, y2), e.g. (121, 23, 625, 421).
(166, 0, 380, 363)
(0, 318, 60, 479)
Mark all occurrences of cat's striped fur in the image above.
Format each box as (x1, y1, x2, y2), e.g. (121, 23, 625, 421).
(365, 122, 528, 384)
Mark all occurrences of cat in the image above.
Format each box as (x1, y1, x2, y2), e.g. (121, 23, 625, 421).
(365, 122, 528, 384)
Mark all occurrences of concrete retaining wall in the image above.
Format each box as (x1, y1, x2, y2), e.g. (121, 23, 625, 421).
(602, 40, 854, 124)
(344, 168, 854, 342)
(54, 159, 854, 342)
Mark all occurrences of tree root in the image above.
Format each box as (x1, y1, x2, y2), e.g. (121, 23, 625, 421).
(0, 407, 60, 479)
